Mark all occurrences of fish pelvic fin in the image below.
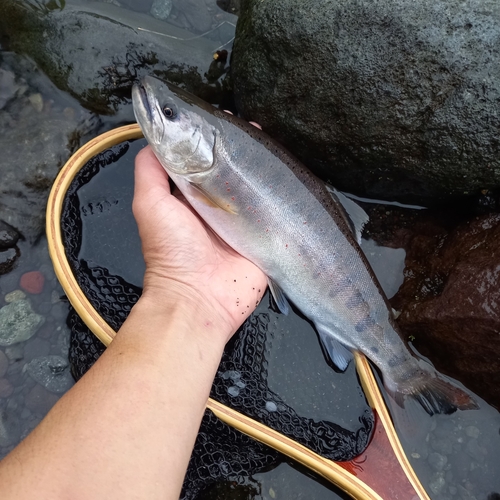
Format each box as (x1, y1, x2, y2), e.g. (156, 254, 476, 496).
(389, 371, 478, 416)
(190, 184, 238, 214)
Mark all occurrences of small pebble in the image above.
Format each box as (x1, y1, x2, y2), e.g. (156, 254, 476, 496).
(20, 271, 45, 294)
(465, 426, 480, 439)
(428, 452, 448, 471)
(4, 290, 26, 303)
(28, 93, 43, 112)
(265, 401, 278, 412)
(0, 378, 13, 398)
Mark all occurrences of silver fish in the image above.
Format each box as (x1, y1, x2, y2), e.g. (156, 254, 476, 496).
(132, 76, 476, 415)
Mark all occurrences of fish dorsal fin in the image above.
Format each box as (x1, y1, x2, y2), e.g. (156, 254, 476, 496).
(316, 326, 353, 372)
(268, 278, 290, 315)
(190, 184, 238, 215)
(325, 186, 368, 244)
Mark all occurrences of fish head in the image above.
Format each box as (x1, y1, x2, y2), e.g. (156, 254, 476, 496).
(132, 76, 216, 180)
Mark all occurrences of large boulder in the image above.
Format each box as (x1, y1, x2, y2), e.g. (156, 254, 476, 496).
(388, 212, 500, 408)
(0, 0, 236, 114)
(231, 0, 500, 204)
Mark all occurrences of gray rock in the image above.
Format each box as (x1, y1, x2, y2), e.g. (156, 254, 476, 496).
(4, 290, 26, 303)
(0, 54, 99, 244)
(150, 0, 172, 21)
(0, 299, 45, 346)
(0, 409, 20, 447)
(465, 426, 480, 439)
(0, 350, 8, 378)
(232, 0, 500, 204)
(0, 248, 19, 276)
(25, 355, 73, 393)
(24, 338, 51, 363)
(0, 0, 234, 116)
(0, 69, 17, 110)
(24, 383, 60, 415)
(429, 472, 446, 495)
(429, 451, 448, 471)
(0, 220, 20, 250)
(172, 0, 212, 33)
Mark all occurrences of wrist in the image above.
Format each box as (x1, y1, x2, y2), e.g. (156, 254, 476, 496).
(129, 281, 234, 349)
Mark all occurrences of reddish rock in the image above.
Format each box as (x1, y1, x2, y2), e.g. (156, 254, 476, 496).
(391, 213, 500, 409)
(20, 271, 45, 294)
(0, 378, 13, 398)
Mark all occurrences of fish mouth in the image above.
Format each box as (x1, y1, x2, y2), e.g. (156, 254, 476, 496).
(133, 82, 152, 123)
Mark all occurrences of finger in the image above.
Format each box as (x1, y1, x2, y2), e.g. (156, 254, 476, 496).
(134, 146, 171, 202)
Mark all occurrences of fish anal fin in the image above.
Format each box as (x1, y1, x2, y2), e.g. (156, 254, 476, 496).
(268, 278, 290, 315)
(316, 327, 353, 372)
(190, 184, 238, 214)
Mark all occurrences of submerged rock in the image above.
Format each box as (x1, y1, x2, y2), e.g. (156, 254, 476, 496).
(0, 0, 236, 115)
(25, 355, 74, 394)
(232, 0, 500, 204)
(391, 213, 500, 408)
(0, 220, 20, 250)
(0, 299, 45, 346)
(0, 53, 98, 243)
(0, 248, 19, 276)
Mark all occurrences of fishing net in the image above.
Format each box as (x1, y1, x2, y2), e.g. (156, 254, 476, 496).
(61, 140, 374, 498)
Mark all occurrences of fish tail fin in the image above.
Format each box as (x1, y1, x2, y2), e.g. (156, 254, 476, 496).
(389, 372, 478, 416)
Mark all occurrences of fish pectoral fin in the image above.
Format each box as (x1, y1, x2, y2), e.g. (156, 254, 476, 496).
(325, 186, 368, 244)
(190, 184, 238, 215)
(268, 278, 290, 315)
(316, 327, 353, 372)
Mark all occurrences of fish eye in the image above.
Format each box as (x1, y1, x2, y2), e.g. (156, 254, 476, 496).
(162, 105, 176, 119)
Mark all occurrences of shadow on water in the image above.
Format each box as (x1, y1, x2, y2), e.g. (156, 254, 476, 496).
(0, 1, 499, 499)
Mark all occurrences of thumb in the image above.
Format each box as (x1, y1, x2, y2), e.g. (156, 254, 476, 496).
(133, 146, 172, 216)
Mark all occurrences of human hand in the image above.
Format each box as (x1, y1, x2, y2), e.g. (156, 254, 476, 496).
(132, 146, 268, 342)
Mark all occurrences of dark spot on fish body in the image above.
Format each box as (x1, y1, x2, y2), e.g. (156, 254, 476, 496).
(328, 277, 351, 298)
(370, 346, 379, 354)
(346, 291, 364, 310)
(354, 316, 376, 333)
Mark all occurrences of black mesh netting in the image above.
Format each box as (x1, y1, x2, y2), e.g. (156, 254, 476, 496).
(62, 142, 374, 499)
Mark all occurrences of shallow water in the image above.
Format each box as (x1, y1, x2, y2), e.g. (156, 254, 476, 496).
(0, 1, 500, 499)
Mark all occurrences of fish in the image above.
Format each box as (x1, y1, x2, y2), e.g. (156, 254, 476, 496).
(132, 76, 477, 416)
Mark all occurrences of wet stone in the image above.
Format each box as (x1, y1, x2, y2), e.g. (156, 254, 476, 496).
(429, 472, 446, 495)
(465, 426, 480, 439)
(0, 69, 18, 109)
(20, 271, 45, 294)
(0, 409, 20, 447)
(0, 350, 7, 378)
(24, 338, 51, 363)
(4, 344, 24, 361)
(0, 379, 13, 398)
(150, 0, 172, 20)
(4, 289, 26, 303)
(465, 439, 486, 462)
(25, 355, 73, 393)
(24, 384, 59, 415)
(0, 220, 20, 250)
(429, 452, 448, 471)
(431, 437, 454, 456)
(0, 248, 18, 275)
(0, 299, 45, 346)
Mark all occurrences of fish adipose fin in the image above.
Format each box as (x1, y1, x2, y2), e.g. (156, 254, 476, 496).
(268, 278, 290, 315)
(190, 184, 238, 215)
(325, 186, 368, 244)
(316, 327, 353, 372)
(391, 371, 479, 416)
